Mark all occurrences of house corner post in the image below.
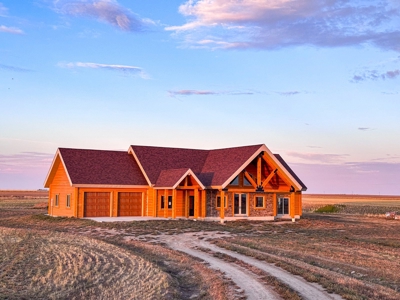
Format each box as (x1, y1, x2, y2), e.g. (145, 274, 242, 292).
(201, 190, 206, 218)
(290, 192, 295, 222)
(220, 190, 225, 224)
(272, 193, 277, 217)
(172, 189, 177, 219)
(164, 189, 168, 218)
(194, 188, 199, 219)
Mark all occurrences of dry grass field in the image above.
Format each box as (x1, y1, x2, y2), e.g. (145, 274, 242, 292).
(1, 192, 400, 299)
(303, 194, 400, 215)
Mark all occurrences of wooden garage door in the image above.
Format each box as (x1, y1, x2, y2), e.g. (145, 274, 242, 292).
(84, 192, 110, 217)
(118, 192, 142, 216)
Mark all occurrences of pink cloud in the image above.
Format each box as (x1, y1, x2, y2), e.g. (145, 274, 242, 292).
(166, 0, 400, 52)
(55, 0, 153, 31)
(291, 162, 400, 195)
(286, 151, 348, 164)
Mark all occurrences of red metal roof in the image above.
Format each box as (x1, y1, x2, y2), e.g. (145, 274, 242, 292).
(59, 148, 148, 186)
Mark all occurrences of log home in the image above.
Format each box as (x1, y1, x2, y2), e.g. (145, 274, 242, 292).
(44, 144, 307, 222)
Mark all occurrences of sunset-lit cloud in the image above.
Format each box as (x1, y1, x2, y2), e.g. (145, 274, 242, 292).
(54, 0, 154, 31)
(0, 25, 24, 34)
(58, 61, 148, 78)
(286, 151, 349, 164)
(291, 161, 400, 195)
(0, 152, 53, 174)
(166, 0, 400, 51)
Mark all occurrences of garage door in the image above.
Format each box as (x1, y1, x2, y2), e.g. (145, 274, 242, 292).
(84, 192, 110, 217)
(118, 192, 142, 216)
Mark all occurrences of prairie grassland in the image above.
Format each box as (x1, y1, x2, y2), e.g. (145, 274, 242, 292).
(214, 214, 400, 300)
(0, 227, 170, 300)
(0, 196, 237, 300)
(303, 194, 400, 215)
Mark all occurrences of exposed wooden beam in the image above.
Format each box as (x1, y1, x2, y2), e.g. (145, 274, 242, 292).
(176, 185, 200, 190)
(261, 153, 293, 189)
(244, 171, 257, 189)
(262, 169, 278, 188)
(257, 156, 262, 186)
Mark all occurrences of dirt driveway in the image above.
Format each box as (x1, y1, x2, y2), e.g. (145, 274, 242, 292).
(132, 232, 344, 300)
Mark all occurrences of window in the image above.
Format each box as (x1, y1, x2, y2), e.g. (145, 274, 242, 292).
(55, 194, 59, 207)
(216, 196, 227, 208)
(66, 195, 71, 208)
(161, 195, 165, 209)
(243, 176, 253, 186)
(229, 176, 239, 185)
(168, 196, 172, 209)
(255, 196, 264, 208)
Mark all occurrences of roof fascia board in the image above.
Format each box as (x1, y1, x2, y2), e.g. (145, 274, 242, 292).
(221, 145, 266, 189)
(260, 145, 302, 191)
(43, 149, 73, 188)
(43, 149, 60, 188)
(72, 184, 149, 188)
(128, 146, 153, 186)
(172, 169, 206, 190)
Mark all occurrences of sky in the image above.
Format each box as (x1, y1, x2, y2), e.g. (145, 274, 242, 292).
(1, 0, 400, 195)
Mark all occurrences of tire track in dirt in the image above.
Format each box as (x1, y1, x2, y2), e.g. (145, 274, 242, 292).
(158, 232, 344, 300)
(160, 233, 281, 300)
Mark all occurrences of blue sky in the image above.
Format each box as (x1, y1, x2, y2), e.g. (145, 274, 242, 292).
(1, 0, 399, 194)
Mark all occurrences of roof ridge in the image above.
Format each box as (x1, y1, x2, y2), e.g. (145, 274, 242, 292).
(59, 147, 127, 153)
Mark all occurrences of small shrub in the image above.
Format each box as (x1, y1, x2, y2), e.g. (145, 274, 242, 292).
(315, 205, 342, 213)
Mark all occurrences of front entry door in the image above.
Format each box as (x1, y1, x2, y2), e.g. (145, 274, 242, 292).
(278, 197, 289, 215)
(189, 196, 195, 217)
(234, 194, 247, 215)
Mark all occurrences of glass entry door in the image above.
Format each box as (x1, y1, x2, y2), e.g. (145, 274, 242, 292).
(189, 196, 194, 217)
(278, 197, 289, 215)
(234, 194, 247, 215)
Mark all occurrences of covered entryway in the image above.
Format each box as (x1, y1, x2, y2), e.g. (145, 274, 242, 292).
(278, 197, 289, 215)
(84, 192, 110, 217)
(118, 192, 142, 216)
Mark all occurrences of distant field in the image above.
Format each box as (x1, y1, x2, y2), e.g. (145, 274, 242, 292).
(0, 190, 48, 198)
(303, 194, 400, 214)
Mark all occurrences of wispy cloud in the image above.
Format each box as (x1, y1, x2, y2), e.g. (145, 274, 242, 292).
(166, 0, 400, 52)
(353, 69, 400, 82)
(290, 161, 400, 194)
(276, 91, 300, 96)
(54, 0, 154, 31)
(0, 25, 24, 34)
(58, 61, 148, 78)
(169, 90, 217, 96)
(0, 3, 8, 16)
(0, 152, 53, 174)
(358, 127, 372, 131)
(286, 151, 349, 164)
(167, 89, 257, 97)
(0, 63, 33, 72)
